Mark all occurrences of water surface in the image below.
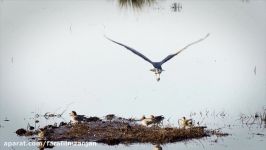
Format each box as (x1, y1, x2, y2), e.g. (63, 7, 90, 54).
(0, 0, 266, 149)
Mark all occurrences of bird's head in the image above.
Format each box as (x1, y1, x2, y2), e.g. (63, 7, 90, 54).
(141, 115, 146, 120)
(69, 111, 77, 116)
(149, 115, 155, 119)
(150, 68, 164, 81)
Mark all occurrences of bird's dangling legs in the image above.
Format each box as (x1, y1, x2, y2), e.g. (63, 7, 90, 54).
(150, 68, 162, 81)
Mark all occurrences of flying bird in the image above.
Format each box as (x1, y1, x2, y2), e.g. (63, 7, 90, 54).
(105, 34, 209, 81)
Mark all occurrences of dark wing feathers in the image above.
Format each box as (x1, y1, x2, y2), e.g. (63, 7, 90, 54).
(105, 36, 153, 64)
(160, 50, 183, 65)
(160, 33, 210, 65)
(105, 33, 209, 66)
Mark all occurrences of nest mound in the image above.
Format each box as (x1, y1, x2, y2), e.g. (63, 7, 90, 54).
(17, 120, 209, 145)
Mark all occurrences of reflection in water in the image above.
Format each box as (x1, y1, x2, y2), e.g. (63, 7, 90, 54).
(241, 0, 250, 3)
(261, 109, 266, 128)
(153, 144, 162, 150)
(171, 2, 182, 12)
(38, 140, 54, 150)
(3, 117, 10, 122)
(118, 0, 156, 9)
(238, 108, 266, 129)
(38, 128, 54, 150)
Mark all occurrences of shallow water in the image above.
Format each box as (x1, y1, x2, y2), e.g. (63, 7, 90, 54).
(1, 109, 265, 150)
(0, 0, 266, 149)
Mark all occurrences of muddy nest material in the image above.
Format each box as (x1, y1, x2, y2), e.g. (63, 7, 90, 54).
(23, 121, 209, 145)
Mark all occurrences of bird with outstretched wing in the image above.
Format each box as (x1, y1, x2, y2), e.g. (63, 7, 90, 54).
(105, 33, 209, 81)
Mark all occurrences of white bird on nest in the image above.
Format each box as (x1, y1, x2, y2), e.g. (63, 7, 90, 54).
(178, 116, 193, 129)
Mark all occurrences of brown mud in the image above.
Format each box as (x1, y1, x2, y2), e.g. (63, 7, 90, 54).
(16, 119, 228, 145)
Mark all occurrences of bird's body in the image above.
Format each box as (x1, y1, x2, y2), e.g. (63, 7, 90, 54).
(105, 34, 209, 81)
(178, 117, 193, 129)
(38, 128, 46, 140)
(69, 111, 87, 124)
(140, 115, 164, 126)
(141, 118, 154, 126)
(105, 114, 116, 121)
(151, 115, 164, 126)
(140, 115, 154, 126)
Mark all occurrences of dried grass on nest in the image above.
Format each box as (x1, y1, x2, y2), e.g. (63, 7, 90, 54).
(16, 121, 228, 145)
(53, 123, 207, 145)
